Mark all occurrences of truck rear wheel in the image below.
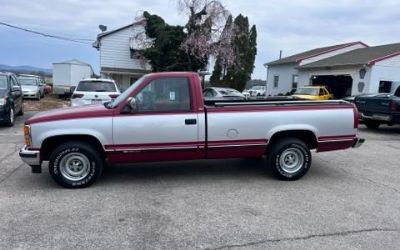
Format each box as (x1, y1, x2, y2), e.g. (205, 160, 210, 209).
(364, 120, 380, 129)
(267, 138, 311, 180)
(48, 142, 103, 188)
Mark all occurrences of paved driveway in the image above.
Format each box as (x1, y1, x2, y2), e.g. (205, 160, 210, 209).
(1, 114, 400, 249)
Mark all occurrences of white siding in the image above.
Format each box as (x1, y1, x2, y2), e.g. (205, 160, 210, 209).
(100, 26, 150, 70)
(266, 63, 298, 96)
(299, 43, 367, 66)
(52, 64, 71, 86)
(374, 54, 400, 67)
(369, 55, 400, 93)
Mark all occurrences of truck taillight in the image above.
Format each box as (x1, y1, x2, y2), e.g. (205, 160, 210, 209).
(352, 104, 359, 128)
(109, 94, 119, 98)
(24, 125, 32, 147)
(71, 93, 84, 99)
(390, 100, 397, 111)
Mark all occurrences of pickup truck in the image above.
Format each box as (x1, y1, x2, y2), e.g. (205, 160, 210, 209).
(19, 72, 364, 188)
(355, 86, 400, 129)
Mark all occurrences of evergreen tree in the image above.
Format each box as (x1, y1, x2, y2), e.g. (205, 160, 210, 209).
(210, 14, 257, 91)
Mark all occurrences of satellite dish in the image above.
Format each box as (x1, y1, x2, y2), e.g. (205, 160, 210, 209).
(99, 25, 107, 32)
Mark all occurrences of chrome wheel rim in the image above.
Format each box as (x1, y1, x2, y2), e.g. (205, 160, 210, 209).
(10, 108, 14, 124)
(279, 148, 304, 174)
(59, 152, 91, 181)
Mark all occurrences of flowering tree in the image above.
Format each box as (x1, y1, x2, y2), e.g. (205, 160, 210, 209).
(178, 0, 235, 67)
(132, 0, 237, 72)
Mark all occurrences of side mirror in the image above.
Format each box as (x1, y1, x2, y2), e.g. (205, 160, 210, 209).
(129, 97, 137, 112)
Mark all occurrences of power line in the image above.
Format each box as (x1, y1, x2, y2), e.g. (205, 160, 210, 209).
(0, 21, 94, 44)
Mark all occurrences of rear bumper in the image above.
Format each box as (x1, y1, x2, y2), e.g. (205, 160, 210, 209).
(19, 145, 41, 168)
(352, 138, 365, 148)
(360, 112, 400, 123)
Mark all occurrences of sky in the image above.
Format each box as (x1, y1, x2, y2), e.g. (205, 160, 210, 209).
(0, 0, 399, 80)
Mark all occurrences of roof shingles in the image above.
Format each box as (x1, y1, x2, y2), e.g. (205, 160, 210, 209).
(266, 41, 366, 66)
(299, 43, 400, 69)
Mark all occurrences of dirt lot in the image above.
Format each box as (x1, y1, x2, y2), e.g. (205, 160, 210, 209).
(1, 102, 400, 249)
(23, 95, 69, 112)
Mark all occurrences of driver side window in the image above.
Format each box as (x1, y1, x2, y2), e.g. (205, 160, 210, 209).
(134, 77, 191, 112)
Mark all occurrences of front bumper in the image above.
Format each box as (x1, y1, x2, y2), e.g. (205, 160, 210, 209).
(0, 108, 6, 121)
(19, 145, 41, 169)
(23, 93, 39, 99)
(352, 138, 365, 148)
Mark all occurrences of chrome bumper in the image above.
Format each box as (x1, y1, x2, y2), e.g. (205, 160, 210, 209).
(352, 138, 365, 148)
(19, 145, 40, 167)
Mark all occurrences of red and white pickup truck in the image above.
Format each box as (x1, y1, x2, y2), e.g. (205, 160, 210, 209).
(20, 72, 364, 188)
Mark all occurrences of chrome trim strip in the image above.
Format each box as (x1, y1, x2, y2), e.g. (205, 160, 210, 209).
(208, 143, 267, 148)
(108, 143, 267, 152)
(111, 146, 199, 153)
(318, 139, 354, 143)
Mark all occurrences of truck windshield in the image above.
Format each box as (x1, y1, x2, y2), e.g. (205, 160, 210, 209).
(19, 78, 38, 86)
(110, 76, 146, 108)
(0, 76, 6, 89)
(77, 81, 116, 92)
(295, 87, 319, 95)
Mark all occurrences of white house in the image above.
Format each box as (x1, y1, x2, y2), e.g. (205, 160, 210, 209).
(52, 59, 94, 96)
(264, 42, 400, 98)
(264, 41, 368, 97)
(93, 22, 151, 90)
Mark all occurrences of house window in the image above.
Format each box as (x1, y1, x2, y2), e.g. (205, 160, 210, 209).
(292, 75, 298, 89)
(273, 75, 279, 88)
(130, 49, 141, 59)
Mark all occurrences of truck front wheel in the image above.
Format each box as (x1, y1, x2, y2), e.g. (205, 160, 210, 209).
(267, 138, 311, 180)
(48, 142, 103, 188)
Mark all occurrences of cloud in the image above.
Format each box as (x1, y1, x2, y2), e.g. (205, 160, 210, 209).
(0, 0, 399, 79)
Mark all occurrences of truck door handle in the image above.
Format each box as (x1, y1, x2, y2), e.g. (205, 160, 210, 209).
(185, 119, 197, 125)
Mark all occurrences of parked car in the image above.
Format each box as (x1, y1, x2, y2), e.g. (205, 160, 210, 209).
(203, 87, 245, 100)
(18, 75, 44, 100)
(0, 72, 24, 126)
(70, 79, 120, 107)
(245, 86, 266, 97)
(20, 72, 364, 188)
(292, 86, 333, 100)
(355, 86, 400, 129)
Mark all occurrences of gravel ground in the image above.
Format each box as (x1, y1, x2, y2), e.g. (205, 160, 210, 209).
(0, 108, 399, 249)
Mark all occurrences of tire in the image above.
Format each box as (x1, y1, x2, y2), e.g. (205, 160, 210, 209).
(17, 102, 24, 116)
(48, 142, 103, 188)
(364, 120, 380, 129)
(37, 92, 41, 100)
(267, 138, 311, 180)
(5, 106, 14, 127)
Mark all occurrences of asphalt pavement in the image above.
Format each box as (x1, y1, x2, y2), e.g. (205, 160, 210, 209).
(1, 112, 400, 249)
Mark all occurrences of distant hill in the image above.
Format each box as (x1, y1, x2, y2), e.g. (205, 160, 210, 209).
(0, 64, 52, 76)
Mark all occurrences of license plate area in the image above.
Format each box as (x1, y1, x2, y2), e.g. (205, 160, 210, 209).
(91, 99, 102, 105)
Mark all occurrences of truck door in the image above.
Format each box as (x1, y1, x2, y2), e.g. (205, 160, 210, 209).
(110, 77, 203, 163)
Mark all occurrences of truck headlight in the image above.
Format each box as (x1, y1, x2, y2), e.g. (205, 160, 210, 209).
(24, 125, 32, 147)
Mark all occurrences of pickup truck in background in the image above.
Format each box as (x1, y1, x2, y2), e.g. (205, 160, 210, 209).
(20, 72, 364, 188)
(355, 86, 400, 129)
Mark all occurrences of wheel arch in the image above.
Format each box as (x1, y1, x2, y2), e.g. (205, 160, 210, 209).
(40, 134, 106, 161)
(267, 129, 318, 152)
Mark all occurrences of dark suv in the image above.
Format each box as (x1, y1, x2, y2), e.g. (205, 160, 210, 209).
(0, 72, 24, 126)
